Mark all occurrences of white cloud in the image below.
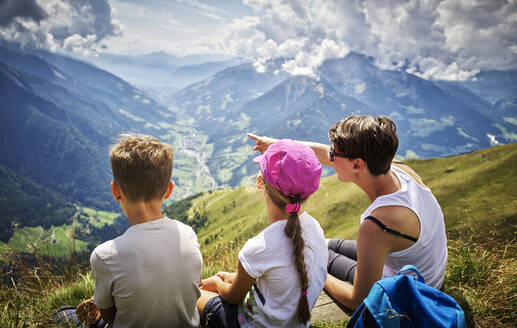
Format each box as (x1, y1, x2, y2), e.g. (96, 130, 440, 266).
(3, 0, 515, 79)
(222, 0, 517, 80)
(487, 133, 500, 146)
(63, 34, 97, 55)
(100, 0, 244, 55)
(354, 82, 366, 94)
(221, 2, 350, 77)
(407, 58, 480, 81)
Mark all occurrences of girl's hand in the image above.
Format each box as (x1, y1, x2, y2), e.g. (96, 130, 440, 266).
(216, 271, 237, 283)
(247, 133, 277, 154)
(200, 275, 223, 292)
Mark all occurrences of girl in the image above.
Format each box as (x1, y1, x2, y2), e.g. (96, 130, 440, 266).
(196, 139, 328, 327)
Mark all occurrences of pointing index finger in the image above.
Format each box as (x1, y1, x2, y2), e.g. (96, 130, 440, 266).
(247, 133, 259, 141)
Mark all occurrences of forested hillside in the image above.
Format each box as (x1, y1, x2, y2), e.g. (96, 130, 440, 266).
(0, 164, 75, 243)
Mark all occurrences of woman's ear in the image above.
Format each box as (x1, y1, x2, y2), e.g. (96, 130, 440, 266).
(352, 158, 366, 172)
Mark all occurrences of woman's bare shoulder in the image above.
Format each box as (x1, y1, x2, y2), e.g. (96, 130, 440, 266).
(393, 162, 427, 189)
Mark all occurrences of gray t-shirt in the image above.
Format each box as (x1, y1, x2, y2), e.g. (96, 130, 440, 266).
(91, 217, 202, 328)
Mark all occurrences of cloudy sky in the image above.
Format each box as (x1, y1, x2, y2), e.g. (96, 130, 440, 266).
(1, 0, 516, 80)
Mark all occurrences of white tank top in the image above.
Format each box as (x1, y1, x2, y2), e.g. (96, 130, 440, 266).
(360, 165, 448, 289)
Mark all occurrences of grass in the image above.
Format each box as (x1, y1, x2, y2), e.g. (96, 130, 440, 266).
(0, 243, 93, 328)
(5, 224, 88, 257)
(1, 143, 516, 327)
(443, 221, 517, 327)
(81, 207, 118, 228)
(1, 206, 121, 259)
(191, 143, 517, 327)
(311, 320, 350, 327)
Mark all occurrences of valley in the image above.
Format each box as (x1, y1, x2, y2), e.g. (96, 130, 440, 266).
(1, 41, 516, 260)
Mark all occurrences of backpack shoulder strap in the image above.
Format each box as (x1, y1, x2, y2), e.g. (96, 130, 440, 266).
(398, 265, 425, 283)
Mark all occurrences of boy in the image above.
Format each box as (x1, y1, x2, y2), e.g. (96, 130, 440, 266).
(75, 134, 202, 327)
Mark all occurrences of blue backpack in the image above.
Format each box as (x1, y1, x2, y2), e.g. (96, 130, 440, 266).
(346, 265, 467, 328)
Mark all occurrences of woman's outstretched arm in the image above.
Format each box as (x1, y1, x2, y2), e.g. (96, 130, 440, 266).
(247, 133, 333, 167)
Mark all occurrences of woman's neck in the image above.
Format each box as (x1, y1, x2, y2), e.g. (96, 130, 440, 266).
(356, 169, 401, 203)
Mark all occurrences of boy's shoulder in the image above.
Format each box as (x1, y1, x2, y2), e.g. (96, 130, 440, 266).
(164, 217, 198, 242)
(167, 217, 195, 231)
(91, 238, 117, 262)
(91, 218, 197, 259)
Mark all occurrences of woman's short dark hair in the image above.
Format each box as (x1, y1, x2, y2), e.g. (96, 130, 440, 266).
(328, 116, 398, 175)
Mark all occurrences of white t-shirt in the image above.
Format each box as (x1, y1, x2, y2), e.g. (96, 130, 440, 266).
(238, 212, 328, 328)
(360, 165, 448, 289)
(91, 217, 203, 328)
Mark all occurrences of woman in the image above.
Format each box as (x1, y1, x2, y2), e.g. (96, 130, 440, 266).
(196, 139, 328, 327)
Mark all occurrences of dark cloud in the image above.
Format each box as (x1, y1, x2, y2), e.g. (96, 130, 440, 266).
(0, 0, 48, 26)
(0, 0, 122, 54)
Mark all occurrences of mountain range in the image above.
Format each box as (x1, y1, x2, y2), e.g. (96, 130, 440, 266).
(1, 40, 516, 239)
(169, 54, 517, 187)
(87, 52, 237, 101)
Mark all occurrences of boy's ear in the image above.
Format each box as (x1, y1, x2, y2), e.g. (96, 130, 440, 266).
(163, 180, 174, 200)
(111, 181, 121, 202)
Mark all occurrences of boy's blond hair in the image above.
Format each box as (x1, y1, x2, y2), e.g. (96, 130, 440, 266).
(110, 134, 173, 201)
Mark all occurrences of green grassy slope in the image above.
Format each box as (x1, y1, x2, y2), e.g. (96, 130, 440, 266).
(406, 143, 517, 235)
(186, 142, 516, 249)
(81, 207, 119, 228)
(0, 207, 121, 258)
(5, 225, 88, 257)
(173, 142, 517, 326)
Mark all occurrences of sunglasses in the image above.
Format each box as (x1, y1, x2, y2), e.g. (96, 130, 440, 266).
(329, 146, 348, 162)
